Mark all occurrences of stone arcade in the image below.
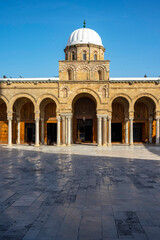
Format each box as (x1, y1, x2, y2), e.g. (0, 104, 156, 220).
(0, 26, 160, 146)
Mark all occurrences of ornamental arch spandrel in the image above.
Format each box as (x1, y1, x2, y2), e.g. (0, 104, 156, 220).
(37, 94, 60, 114)
(131, 93, 158, 112)
(8, 93, 37, 113)
(69, 88, 101, 110)
(108, 94, 132, 114)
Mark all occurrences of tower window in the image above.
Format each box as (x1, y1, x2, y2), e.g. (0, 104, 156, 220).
(68, 69, 72, 80)
(94, 54, 97, 60)
(98, 70, 102, 80)
(72, 52, 75, 60)
(83, 51, 86, 60)
(65, 53, 68, 60)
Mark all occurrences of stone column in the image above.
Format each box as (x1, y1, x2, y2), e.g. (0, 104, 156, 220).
(62, 116, 66, 145)
(17, 118, 20, 144)
(125, 118, 129, 144)
(129, 118, 133, 145)
(41, 118, 44, 144)
(108, 116, 112, 146)
(67, 115, 72, 146)
(7, 116, 12, 146)
(97, 116, 102, 146)
(57, 116, 61, 146)
(156, 118, 159, 144)
(35, 118, 40, 147)
(102, 116, 107, 146)
(65, 117, 68, 145)
(149, 117, 153, 144)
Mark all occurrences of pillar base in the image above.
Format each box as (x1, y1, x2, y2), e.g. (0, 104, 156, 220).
(98, 144, 102, 147)
(107, 143, 112, 146)
(67, 144, 71, 147)
(35, 144, 40, 147)
(129, 143, 133, 146)
(7, 144, 12, 147)
(102, 144, 107, 147)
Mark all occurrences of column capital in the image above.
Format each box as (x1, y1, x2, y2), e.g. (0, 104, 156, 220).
(57, 116, 61, 121)
(60, 113, 72, 117)
(97, 115, 102, 119)
(149, 116, 153, 121)
(7, 116, 13, 121)
(41, 117, 44, 121)
(35, 118, 40, 122)
(108, 116, 112, 120)
(156, 117, 160, 120)
(129, 117, 134, 120)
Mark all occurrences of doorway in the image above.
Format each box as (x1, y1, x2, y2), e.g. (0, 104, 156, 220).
(25, 123, 35, 144)
(77, 119, 93, 143)
(133, 123, 143, 142)
(111, 123, 122, 142)
(47, 123, 57, 145)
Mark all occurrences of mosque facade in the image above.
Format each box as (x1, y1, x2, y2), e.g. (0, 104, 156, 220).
(0, 26, 160, 147)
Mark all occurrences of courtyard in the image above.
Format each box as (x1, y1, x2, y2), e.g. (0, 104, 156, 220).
(0, 145, 160, 240)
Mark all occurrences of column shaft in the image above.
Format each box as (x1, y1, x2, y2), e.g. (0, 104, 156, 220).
(8, 118, 12, 146)
(57, 117, 61, 146)
(97, 116, 102, 146)
(67, 116, 72, 146)
(125, 120, 128, 144)
(102, 117, 107, 146)
(35, 119, 40, 146)
(65, 117, 68, 145)
(108, 117, 112, 146)
(129, 118, 133, 145)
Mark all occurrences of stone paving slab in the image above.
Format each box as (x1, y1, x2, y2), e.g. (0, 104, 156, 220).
(0, 146, 160, 239)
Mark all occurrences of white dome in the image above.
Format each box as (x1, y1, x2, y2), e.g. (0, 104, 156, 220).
(67, 28, 103, 47)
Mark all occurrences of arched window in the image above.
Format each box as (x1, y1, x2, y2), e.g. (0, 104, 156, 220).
(94, 54, 97, 60)
(102, 88, 106, 97)
(83, 51, 86, 60)
(68, 69, 73, 80)
(63, 88, 68, 98)
(98, 70, 102, 80)
(72, 51, 75, 60)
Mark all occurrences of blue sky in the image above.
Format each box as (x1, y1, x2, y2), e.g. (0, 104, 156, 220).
(0, 0, 160, 78)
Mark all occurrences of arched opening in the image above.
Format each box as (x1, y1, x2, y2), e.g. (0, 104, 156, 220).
(134, 97, 155, 143)
(94, 54, 97, 60)
(68, 69, 73, 80)
(98, 70, 103, 80)
(72, 94, 97, 144)
(0, 99, 7, 143)
(83, 51, 87, 60)
(13, 97, 35, 144)
(72, 51, 75, 60)
(112, 97, 129, 143)
(40, 98, 57, 145)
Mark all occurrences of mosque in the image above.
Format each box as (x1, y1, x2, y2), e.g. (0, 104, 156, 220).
(0, 24, 160, 147)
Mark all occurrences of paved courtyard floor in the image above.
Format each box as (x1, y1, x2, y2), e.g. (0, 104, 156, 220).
(0, 145, 160, 240)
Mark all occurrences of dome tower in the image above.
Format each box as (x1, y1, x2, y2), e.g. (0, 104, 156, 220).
(64, 23, 105, 61)
(59, 22, 110, 81)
